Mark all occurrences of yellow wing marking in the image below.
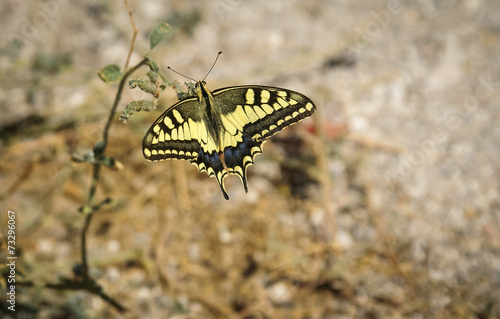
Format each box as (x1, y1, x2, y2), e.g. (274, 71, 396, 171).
(253, 105, 267, 118)
(164, 116, 174, 129)
(244, 105, 259, 122)
(221, 115, 238, 135)
(183, 122, 191, 139)
(245, 89, 255, 104)
(172, 109, 184, 123)
(277, 97, 288, 108)
(261, 104, 274, 114)
(226, 107, 246, 130)
(261, 90, 270, 103)
(178, 125, 184, 140)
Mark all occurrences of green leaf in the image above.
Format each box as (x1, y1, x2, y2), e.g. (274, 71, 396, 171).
(98, 64, 123, 83)
(149, 22, 173, 50)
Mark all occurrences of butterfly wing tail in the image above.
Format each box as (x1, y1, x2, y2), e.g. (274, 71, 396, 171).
(191, 150, 230, 200)
(224, 136, 264, 194)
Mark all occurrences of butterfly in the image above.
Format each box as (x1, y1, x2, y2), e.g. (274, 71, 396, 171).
(143, 80, 316, 199)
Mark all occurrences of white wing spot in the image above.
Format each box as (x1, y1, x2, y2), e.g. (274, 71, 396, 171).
(305, 102, 314, 111)
(273, 103, 282, 111)
(159, 130, 165, 142)
(277, 119, 284, 126)
(144, 148, 151, 157)
(153, 125, 160, 133)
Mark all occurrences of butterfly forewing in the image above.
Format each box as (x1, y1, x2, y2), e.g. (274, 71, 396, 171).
(143, 96, 205, 161)
(213, 86, 316, 142)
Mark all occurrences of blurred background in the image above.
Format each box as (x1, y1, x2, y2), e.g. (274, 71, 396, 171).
(1, 0, 500, 318)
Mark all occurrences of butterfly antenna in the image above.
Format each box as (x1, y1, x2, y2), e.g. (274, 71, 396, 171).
(167, 66, 197, 82)
(203, 51, 222, 81)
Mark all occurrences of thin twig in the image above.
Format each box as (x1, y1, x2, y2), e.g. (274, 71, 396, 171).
(78, 57, 148, 312)
(123, 0, 138, 70)
(82, 57, 148, 276)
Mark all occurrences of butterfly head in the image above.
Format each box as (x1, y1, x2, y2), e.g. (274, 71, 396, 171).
(194, 80, 213, 102)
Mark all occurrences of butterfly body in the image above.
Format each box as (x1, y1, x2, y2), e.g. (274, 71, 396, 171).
(143, 81, 316, 199)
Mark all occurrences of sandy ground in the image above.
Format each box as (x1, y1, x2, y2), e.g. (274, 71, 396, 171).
(1, 0, 500, 318)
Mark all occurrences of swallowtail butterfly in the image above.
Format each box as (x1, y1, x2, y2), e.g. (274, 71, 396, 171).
(143, 80, 316, 199)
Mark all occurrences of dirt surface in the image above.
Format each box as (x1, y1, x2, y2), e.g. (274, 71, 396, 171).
(1, 1, 500, 318)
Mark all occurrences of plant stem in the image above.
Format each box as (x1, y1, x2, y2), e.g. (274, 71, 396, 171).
(80, 57, 148, 295)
